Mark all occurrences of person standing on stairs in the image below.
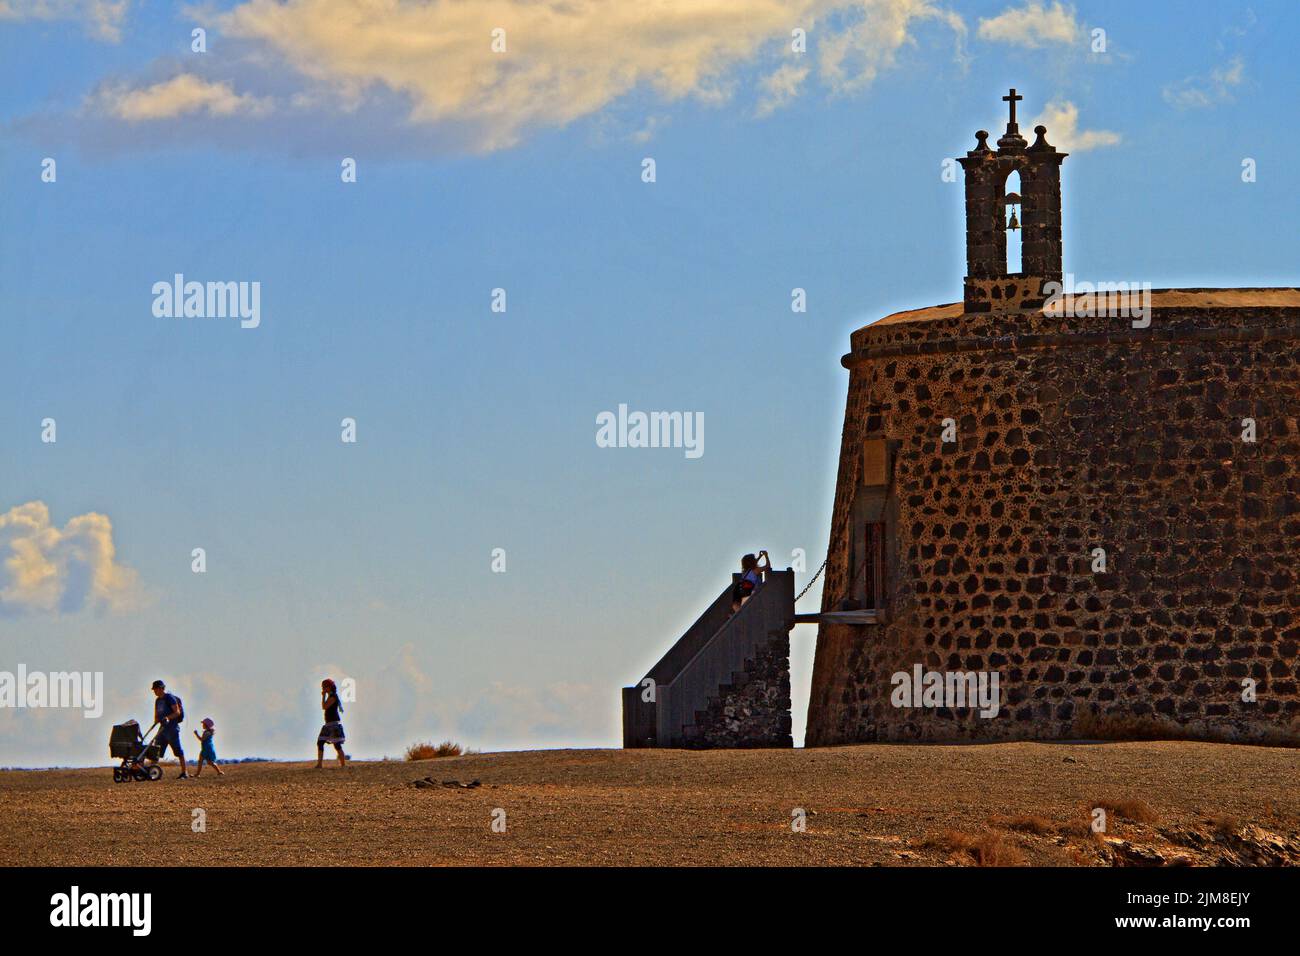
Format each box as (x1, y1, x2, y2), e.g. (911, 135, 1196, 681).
(731, 550, 772, 613)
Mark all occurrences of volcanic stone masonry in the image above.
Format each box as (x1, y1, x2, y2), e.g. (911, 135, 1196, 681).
(805, 92, 1300, 747)
(690, 634, 794, 748)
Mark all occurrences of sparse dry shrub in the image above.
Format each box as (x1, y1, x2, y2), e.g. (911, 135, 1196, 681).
(1068, 847, 1096, 866)
(920, 829, 1026, 866)
(1257, 801, 1298, 831)
(1207, 813, 1242, 836)
(919, 829, 976, 853)
(405, 740, 464, 761)
(1092, 797, 1160, 825)
(970, 831, 1027, 866)
(1057, 816, 1108, 845)
(999, 814, 1053, 835)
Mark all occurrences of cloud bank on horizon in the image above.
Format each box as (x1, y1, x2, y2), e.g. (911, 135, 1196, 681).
(7, 0, 1124, 156)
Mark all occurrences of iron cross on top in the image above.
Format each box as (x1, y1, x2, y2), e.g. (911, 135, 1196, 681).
(1003, 88, 1023, 126)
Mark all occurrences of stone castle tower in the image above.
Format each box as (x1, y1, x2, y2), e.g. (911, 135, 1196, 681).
(805, 91, 1300, 746)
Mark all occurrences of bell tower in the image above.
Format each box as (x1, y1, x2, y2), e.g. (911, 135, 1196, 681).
(957, 89, 1067, 312)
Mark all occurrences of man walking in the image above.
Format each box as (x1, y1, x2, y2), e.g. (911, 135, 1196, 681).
(150, 679, 189, 779)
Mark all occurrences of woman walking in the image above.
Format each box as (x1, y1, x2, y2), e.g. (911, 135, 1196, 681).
(315, 678, 347, 769)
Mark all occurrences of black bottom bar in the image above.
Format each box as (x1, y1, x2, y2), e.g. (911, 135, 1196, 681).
(11, 866, 1295, 938)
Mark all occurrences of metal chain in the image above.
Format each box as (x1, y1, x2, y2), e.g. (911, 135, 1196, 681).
(794, 538, 871, 605)
(794, 557, 828, 604)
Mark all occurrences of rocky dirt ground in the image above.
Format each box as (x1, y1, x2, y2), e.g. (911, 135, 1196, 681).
(2, 740, 1296, 866)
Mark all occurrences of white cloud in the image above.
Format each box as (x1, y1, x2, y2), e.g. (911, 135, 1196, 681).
(629, 113, 671, 144)
(1030, 99, 1119, 152)
(0, 0, 128, 42)
(0, 501, 141, 616)
(92, 73, 273, 121)
(183, 0, 967, 153)
(977, 1, 1079, 48)
(1163, 57, 1245, 110)
(756, 62, 810, 117)
(817, 1, 967, 95)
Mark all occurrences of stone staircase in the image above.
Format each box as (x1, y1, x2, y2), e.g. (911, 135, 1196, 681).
(680, 633, 793, 748)
(622, 570, 795, 749)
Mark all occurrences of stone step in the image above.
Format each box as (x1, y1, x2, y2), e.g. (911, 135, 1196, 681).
(672, 631, 791, 749)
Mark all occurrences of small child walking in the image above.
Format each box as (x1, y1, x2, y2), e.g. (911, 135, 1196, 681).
(193, 718, 225, 777)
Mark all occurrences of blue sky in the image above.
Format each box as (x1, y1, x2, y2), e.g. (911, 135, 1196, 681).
(1, 1, 1295, 765)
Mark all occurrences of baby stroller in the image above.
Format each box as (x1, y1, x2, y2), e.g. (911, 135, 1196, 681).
(109, 719, 164, 783)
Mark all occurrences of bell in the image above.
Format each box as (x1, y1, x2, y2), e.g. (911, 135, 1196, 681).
(1007, 207, 1020, 231)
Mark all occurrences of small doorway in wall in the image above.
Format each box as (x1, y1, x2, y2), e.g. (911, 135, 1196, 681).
(863, 521, 886, 610)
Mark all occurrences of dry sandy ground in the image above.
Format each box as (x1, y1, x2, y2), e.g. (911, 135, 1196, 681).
(2, 741, 1296, 866)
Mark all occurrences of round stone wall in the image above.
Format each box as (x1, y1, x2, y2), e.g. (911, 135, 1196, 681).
(806, 290, 1300, 746)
